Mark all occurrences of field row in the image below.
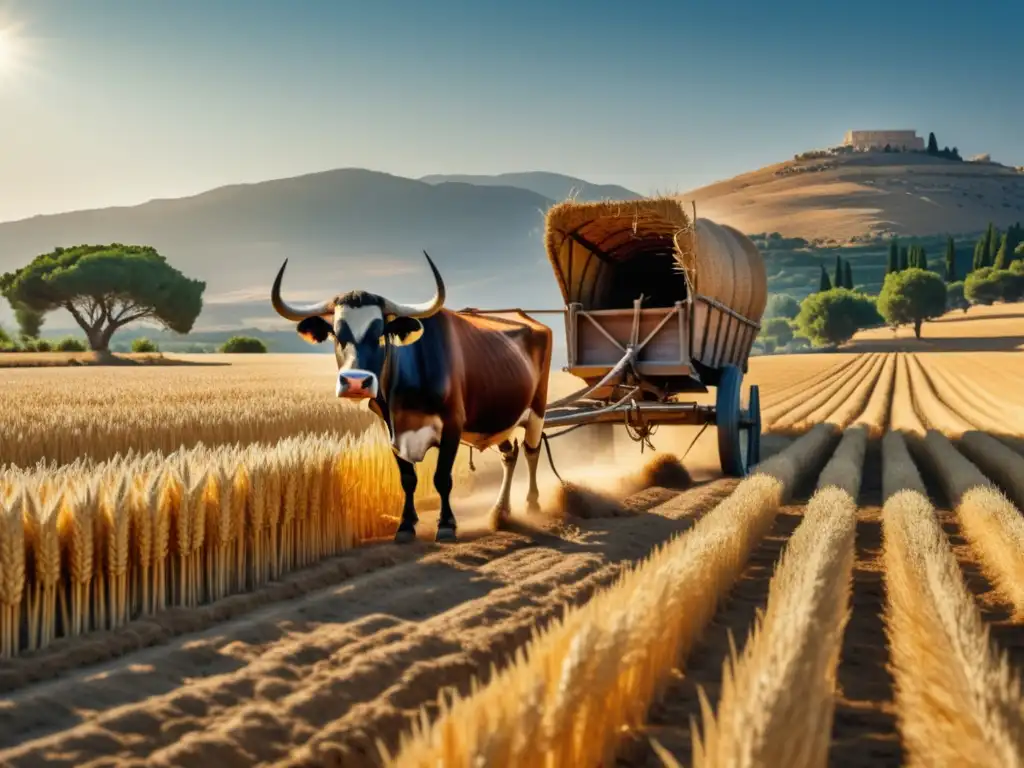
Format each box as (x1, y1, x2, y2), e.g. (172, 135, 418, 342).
(760, 351, 1024, 441)
(387, 424, 1024, 767)
(3, 422, 1024, 765)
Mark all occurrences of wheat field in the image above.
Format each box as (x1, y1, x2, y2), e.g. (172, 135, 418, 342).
(3, 345, 1024, 768)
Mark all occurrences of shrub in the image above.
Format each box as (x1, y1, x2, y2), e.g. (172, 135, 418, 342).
(764, 294, 801, 320)
(131, 337, 159, 353)
(33, 339, 52, 352)
(946, 281, 969, 313)
(761, 317, 794, 347)
(965, 267, 1024, 305)
(877, 268, 948, 338)
(795, 288, 881, 347)
(55, 336, 87, 352)
(220, 335, 268, 353)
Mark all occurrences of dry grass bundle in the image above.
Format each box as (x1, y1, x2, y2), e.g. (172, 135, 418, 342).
(678, 428, 864, 768)
(880, 431, 1024, 767)
(956, 431, 1024, 512)
(0, 428, 408, 658)
(852, 352, 896, 438)
(383, 424, 839, 768)
(916, 429, 1024, 615)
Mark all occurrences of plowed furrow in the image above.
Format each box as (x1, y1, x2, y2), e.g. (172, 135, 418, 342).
(760, 356, 862, 409)
(0, 482, 737, 768)
(767, 354, 877, 432)
(852, 353, 896, 438)
(762, 355, 873, 425)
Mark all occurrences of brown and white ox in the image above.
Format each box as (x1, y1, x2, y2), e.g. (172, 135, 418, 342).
(270, 252, 552, 543)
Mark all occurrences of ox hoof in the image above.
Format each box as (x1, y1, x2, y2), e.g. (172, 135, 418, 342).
(394, 527, 417, 544)
(488, 505, 512, 529)
(435, 524, 458, 543)
(526, 499, 542, 515)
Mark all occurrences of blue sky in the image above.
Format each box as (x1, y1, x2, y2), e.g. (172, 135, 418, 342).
(0, 0, 1020, 223)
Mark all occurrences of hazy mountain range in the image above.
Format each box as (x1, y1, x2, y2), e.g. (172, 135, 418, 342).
(1, 153, 1019, 354)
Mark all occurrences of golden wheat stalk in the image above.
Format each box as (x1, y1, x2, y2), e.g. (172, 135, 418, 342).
(916, 429, 1024, 614)
(383, 423, 840, 768)
(880, 430, 1024, 767)
(682, 427, 865, 768)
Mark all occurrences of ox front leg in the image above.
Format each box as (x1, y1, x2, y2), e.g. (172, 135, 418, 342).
(488, 438, 519, 529)
(394, 456, 419, 544)
(433, 430, 460, 542)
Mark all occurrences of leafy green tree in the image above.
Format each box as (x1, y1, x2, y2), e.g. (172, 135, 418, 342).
(765, 293, 801, 320)
(55, 336, 87, 352)
(0, 244, 205, 352)
(843, 260, 854, 289)
(888, 237, 899, 274)
(221, 335, 267, 353)
(876, 268, 947, 338)
(12, 302, 44, 340)
(795, 289, 881, 347)
(946, 281, 969, 313)
(819, 264, 832, 292)
(944, 236, 957, 282)
(761, 317, 794, 347)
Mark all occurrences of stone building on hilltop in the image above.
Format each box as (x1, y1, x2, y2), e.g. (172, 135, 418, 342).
(842, 129, 925, 151)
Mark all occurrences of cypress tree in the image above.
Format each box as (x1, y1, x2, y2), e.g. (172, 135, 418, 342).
(995, 233, 1010, 269)
(834, 255, 843, 289)
(973, 238, 985, 271)
(888, 237, 899, 274)
(985, 222, 999, 266)
(945, 236, 956, 282)
(899, 246, 909, 271)
(928, 131, 938, 154)
(909, 245, 920, 269)
(918, 245, 927, 271)
(843, 260, 853, 289)
(819, 264, 832, 292)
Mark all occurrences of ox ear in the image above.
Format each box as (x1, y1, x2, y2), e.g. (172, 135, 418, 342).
(383, 316, 424, 346)
(297, 316, 333, 344)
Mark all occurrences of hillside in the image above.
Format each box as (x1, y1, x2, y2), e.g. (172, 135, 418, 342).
(419, 171, 642, 203)
(0, 168, 566, 331)
(679, 151, 1024, 243)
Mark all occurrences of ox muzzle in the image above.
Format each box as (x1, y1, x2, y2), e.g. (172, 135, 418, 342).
(336, 369, 380, 400)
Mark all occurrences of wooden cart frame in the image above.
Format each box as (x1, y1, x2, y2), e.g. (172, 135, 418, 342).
(461, 199, 766, 477)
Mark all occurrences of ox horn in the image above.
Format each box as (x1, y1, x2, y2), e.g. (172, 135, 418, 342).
(270, 259, 337, 321)
(382, 251, 446, 318)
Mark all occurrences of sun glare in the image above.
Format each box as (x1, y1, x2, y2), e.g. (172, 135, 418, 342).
(0, 18, 32, 85)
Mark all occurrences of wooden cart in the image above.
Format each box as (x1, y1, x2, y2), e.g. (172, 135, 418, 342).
(466, 197, 768, 477)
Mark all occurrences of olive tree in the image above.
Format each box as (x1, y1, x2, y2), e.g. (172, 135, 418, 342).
(877, 268, 947, 338)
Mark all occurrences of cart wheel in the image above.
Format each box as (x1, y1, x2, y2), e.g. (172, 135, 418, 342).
(716, 364, 759, 477)
(746, 384, 762, 469)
